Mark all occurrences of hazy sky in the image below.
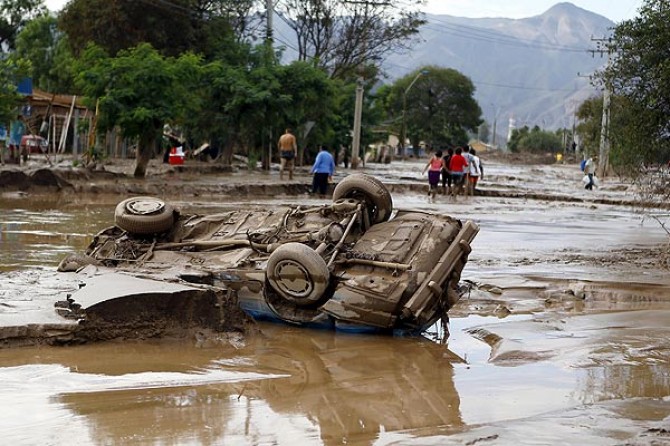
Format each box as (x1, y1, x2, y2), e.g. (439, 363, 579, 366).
(44, 0, 645, 23)
(422, 0, 644, 23)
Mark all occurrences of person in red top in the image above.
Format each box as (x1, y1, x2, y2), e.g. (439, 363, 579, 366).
(422, 149, 445, 198)
(448, 146, 468, 197)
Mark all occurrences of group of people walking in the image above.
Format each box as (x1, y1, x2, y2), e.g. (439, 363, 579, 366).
(423, 145, 483, 198)
(280, 127, 486, 200)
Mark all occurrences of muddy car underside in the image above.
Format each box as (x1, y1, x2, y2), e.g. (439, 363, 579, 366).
(60, 174, 479, 335)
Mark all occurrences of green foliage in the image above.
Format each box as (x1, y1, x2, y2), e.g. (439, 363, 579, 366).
(13, 14, 76, 93)
(0, 0, 46, 50)
(508, 126, 561, 153)
(478, 122, 490, 143)
(0, 56, 29, 125)
(75, 43, 204, 176)
(575, 96, 602, 157)
(76, 43, 203, 138)
(59, 0, 250, 60)
(576, 93, 670, 177)
(598, 0, 670, 173)
(182, 46, 336, 164)
(379, 65, 482, 149)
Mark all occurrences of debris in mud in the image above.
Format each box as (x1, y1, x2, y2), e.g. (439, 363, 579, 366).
(465, 434, 499, 445)
(561, 245, 670, 270)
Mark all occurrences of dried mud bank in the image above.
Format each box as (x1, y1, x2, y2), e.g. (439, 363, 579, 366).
(2, 164, 668, 209)
(0, 269, 250, 349)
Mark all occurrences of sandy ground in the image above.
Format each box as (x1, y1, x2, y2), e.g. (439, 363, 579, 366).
(1, 153, 670, 445)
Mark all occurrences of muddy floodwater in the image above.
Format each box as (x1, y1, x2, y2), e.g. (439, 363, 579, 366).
(1, 159, 670, 445)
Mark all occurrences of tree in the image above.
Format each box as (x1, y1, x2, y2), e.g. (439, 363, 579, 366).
(575, 96, 602, 157)
(0, 0, 46, 51)
(182, 47, 335, 167)
(75, 43, 204, 177)
(380, 66, 481, 150)
(599, 0, 670, 171)
(0, 56, 29, 125)
(478, 121, 490, 143)
(13, 14, 76, 93)
(276, 0, 425, 79)
(508, 126, 561, 153)
(59, 0, 254, 60)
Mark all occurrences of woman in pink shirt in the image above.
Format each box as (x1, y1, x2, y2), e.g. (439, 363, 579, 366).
(422, 149, 445, 198)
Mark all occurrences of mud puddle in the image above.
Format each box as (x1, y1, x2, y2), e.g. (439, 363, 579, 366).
(2, 159, 670, 444)
(0, 318, 668, 445)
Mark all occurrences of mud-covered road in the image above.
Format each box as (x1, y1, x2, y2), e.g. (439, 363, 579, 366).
(1, 155, 669, 445)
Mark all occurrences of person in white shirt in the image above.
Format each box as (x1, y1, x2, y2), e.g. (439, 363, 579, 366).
(583, 157, 595, 190)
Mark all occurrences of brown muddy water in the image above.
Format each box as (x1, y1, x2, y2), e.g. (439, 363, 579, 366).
(1, 161, 670, 445)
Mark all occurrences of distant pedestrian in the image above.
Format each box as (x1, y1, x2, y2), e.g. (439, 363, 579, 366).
(583, 156, 595, 190)
(468, 148, 482, 194)
(441, 147, 454, 195)
(449, 147, 468, 198)
(278, 128, 297, 180)
(462, 145, 474, 196)
(422, 149, 444, 198)
(311, 146, 335, 197)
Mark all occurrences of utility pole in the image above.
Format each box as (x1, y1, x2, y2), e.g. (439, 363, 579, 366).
(400, 69, 428, 159)
(590, 37, 614, 178)
(266, 0, 273, 43)
(571, 100, 577, 153)
(351, 77, 364, 169)
(265, 0, 273, 171)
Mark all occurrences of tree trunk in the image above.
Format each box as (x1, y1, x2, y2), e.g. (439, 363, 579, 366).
(134, 133, 155, 178)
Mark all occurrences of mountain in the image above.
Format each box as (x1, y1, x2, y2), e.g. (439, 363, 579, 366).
(383, 2, 614, 141)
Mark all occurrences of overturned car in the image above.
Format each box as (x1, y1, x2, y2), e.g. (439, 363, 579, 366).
(60, 174, 478, 335)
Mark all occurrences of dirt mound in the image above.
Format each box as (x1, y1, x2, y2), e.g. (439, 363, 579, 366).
(0, 168, 74, 190)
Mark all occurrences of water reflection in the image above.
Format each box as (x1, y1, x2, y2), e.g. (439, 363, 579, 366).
(0, 326, 463, 445)
(0, 197, 112, 271)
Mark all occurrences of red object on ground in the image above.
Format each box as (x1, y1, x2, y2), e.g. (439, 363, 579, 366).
(169, 146, 184, 165)
(169, 154, 184, 165)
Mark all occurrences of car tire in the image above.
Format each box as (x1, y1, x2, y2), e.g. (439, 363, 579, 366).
(332, 174, 393, 224)
(114, 196, 175, 235)
(266, 243, 330, 306)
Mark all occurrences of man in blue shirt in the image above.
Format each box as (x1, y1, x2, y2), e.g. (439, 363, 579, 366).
(311, 146, 335, 197)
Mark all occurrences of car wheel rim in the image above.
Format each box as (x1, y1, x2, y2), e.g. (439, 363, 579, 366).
(126, 199, 165, 215)
(273, 259, 313, 300)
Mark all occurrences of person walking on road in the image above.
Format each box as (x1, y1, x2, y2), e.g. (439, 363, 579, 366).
(441, 147, 454, 195)
(467, 148, 482, 195)
(462, 145, 475, 196)
(311, 146, 335, 197)
(278, 128, 297, 180)
(583, 156, 596, 190)
(422, 149, 445, 198)
(448, 147, 469, 198)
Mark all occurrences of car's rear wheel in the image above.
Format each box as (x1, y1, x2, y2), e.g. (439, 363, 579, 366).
(266, 243, 330, 306)
(332, 174, 393, 224)
(114, 196, 175, 235)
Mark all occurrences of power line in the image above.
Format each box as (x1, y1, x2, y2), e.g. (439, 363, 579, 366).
(427, 15, 593, 52)
(423, 19, 591, 53)
(382, 60, 592, 93)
